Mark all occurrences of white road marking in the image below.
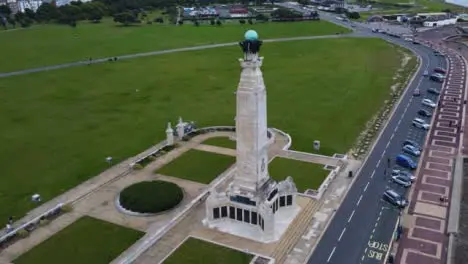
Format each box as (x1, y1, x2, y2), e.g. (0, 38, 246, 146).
(377, 216, 380, 221)
(364, 182, 369, 192)
(371, 170, 375, 178)
(390, 132, 395, 140)
(376, 160, 381, 167)
(357, 195, 363, 206)
(338, 228, 346, 241)
(375, 222, 378, 228)
(327, 247, 336, 262)
(348, 210, 355, 223)
(372, 228, 376, 234)
(385, 140, 391, 149)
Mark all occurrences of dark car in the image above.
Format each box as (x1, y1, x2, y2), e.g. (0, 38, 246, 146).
(430, 74, 444, 83)
(383, 189, 408, 208)
(412, 41, 420, 44)
(434, 67, 447, 74)
(428, 88, 441, 95)
(403, 139, 421, 150)
(434, 51, 442, 56)
(418, 109, 432, 117)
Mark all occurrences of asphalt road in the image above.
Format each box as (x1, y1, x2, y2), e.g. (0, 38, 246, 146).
(306, 14, 447, 264)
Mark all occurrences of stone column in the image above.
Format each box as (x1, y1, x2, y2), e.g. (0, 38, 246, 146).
(166, 122, 174, 145)
(176, 117, 185, 139)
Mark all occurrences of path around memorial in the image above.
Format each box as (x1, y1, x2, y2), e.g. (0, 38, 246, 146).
(0, 32, 370, 78)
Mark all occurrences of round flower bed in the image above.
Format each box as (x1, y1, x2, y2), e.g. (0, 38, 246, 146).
(119, 181, 183, 214)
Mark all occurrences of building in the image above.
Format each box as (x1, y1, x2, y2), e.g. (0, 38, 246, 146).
(204, 30, 298, 243)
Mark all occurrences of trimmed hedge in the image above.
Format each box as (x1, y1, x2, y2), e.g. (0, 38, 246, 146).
(119, 181, 183, 214)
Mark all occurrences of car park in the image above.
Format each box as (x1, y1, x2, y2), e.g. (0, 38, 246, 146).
(391, 175, 412, 187)
(383, 189, 408, 208)
(434, 67, 447, 74)
(418, 109, 432, 117)
(403, 139, 421, 150)
(396, 154, 417, 170)
(427, 88, 440, 95)
(422, 98, 436, 108)
(403, 144, 421, 156)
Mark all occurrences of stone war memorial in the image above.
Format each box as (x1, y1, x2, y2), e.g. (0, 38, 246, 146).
(204, 30, 299, 243)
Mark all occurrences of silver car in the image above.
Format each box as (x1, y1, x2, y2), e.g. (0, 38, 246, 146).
(391, 175, 412, 187)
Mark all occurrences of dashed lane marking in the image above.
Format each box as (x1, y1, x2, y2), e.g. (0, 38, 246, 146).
(338, 228, 346, 242)
(348, 210, 355, 223)
(364, 182, 369, 192)
(357, 195, 363, 206)
(327, 246, 336, 262)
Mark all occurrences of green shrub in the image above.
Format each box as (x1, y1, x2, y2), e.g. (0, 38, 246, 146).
(17, 229, 29, 238)
(133, 163, 144, 170)
(119, 181, 183, 213)
(39, 219, 51, 226)
(61, 203, 73, 213)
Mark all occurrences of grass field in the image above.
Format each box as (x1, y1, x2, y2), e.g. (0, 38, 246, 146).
(0, 20, 349, 72)
(0, 38, 410, 222)
(269, 157, 329, 192)
(13, 216, 143, 264)
(155, 150, 235, 183)
(202, 137, 236, 149)
(163, 237, 253, 264)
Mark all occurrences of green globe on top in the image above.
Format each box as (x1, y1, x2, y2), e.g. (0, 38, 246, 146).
(244, 30, 259, 41)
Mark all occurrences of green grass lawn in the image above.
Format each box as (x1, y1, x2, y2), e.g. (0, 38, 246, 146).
(0, 19, 349, 72)
(202, 137, 236, 149)
(13, 216, 143, 264)
(0, 38, 410, 222)
(155, 150, 235, 183)
(269, 157, 329, 192)
(163, 237, 253, 264)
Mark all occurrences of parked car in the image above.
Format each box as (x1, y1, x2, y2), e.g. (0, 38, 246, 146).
(422, 98, 437, 108)
(392, 169, 416, 182)
(412, 118, 430, 130)
(430, 74, 444, 83)
(434, 51, 442, 56)
(413, 88, 421, 96)
(434, 67, 447, 74)
(427, 88, 441, 95)
(403, 139, 421, 150)
(403, 144, 421, 156)
(418, 109, 432, 117)
(423, 70, 429, 76)
(433, 73, 446, 79)
(391, 175, 412, 187)
(396, 154, 417, 169)
(372, 28, 378, 33)
(412, 41, 420, 44)
(383, 189, 408, 208)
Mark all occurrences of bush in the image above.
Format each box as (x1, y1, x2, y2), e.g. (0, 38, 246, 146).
(39, 219, 51, 226)
(133, 163, 144, 170)
(216, 20, 221, 26)
(239, 19, 246, 24)
(248, 19, 253, 25)
(119, 181, 183, 213)
(178, 20, 183, 25)
(61, 203, 73, 213)
(17, 229, 29, 238)
(194, 20, 200, 26)
(154, 17, 164, 23)
(347, 12, 360, 20)
(210, 19, 215, 25)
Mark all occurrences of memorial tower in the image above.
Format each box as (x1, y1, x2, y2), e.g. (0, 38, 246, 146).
(204, 30, 298, 242)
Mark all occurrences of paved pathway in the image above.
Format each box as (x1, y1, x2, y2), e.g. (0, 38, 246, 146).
(394, 38, 467, 264)
(0, 32, 369, 79)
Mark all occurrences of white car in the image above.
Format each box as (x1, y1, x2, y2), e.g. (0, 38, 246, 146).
(423, 70, 429, 76)
(413, 118, 430, 130)
(404, 37, 412, 41)
(422, 99, 436, 108)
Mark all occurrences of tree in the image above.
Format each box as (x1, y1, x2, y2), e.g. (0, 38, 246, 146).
(239, 19, 245, 24)
(0, 5, 11, 16)
(36, 3, 59, 22)
(1, 16, 7, 29)
(210, 18, 215, 25)
(347, 12, 360, 20)
(248, 18, 253, 24)
(193, 20, 199, 26)
(6, 16, 15, 28)
(81, 2, 106, 23)
(297, 0, 309, 6)
(58, 4, 82, 26)
(256, 13, 268, 22)
(113, 12, 138, 26)
(24, 8, 36, 21)
(216, 20, 221, 26)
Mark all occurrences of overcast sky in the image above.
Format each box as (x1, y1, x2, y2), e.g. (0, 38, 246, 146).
(445, 0, 468, 8)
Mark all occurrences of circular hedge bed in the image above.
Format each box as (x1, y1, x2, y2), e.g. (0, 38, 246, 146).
(119, 181, 183, 214)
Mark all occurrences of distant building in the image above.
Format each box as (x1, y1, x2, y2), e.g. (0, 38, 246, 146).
(445, 0, 468, 8)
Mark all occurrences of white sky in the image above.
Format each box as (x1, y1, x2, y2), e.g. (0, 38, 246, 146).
(446, 0, 468, 8)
